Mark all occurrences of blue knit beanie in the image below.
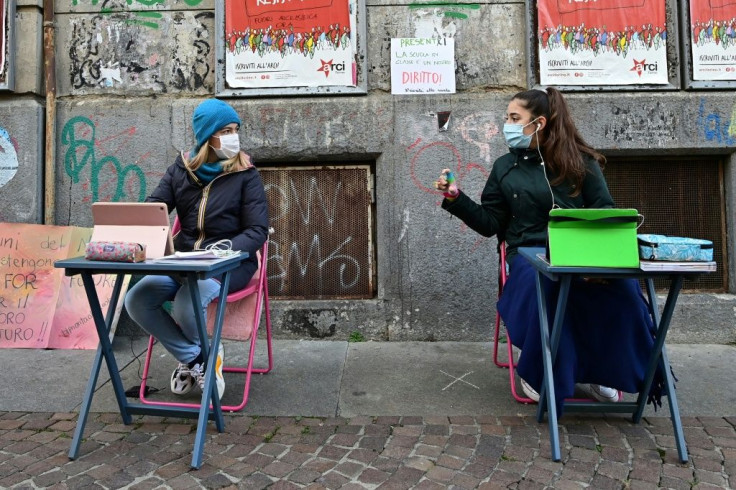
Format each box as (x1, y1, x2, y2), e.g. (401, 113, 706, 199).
(192, 99, 242, 152)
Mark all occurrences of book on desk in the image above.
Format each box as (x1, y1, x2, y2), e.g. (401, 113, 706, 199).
(155, 250, 242, 260)
(639, 260, 716, 272)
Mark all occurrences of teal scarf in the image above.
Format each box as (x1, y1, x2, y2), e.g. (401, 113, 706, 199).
(194, 161, 224, 184)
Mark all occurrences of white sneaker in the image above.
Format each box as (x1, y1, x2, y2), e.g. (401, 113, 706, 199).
(170, 362, 195, 395)
(191, 344, 226, 400)
(578, 383, 620, 402)
(520, 378, 540, 403)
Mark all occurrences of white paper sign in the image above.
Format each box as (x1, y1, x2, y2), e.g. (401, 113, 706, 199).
(391, 38, 455, 95)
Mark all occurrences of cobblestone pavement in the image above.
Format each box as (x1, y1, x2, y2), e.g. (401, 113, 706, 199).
(1, 411, 734, 489)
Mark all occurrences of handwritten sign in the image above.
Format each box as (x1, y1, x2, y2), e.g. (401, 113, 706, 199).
(391, 38, 455, 95)
(0, 223, 127, 350)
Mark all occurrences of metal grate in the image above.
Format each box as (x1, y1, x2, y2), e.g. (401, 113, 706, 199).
(259, 165, 374, 299)
(603, 156, 727, 292)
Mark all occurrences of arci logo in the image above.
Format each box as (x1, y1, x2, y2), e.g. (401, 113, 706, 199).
(317, 59, 346, 78)
(630, 59, 659, 77)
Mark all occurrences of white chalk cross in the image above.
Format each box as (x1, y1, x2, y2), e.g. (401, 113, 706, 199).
(440, 370, 480, 391)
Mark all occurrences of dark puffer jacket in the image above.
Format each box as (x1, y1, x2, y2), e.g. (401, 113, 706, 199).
(147, 153, 269, 292)
(442, 147, 614, 262)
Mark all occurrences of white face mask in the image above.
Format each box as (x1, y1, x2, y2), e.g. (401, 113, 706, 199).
(212, 133, 240, 160)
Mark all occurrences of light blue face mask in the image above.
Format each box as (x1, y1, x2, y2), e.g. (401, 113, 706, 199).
(503, 119, 539, 149)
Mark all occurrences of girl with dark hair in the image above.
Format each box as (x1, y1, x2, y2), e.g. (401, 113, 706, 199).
(436, 87, 662, 411)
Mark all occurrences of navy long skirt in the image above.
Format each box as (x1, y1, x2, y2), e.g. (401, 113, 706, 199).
(497, 255, 665, 414)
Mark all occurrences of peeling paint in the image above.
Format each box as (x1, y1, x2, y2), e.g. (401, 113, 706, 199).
(65, 12, 213, 93)
(603, 103, 677, 144)
(411, 8, 461, 39)
(398, 209, 410, 243)
(0, 127, 19, 188)
(409, 2, 480, 20)
(100, 63, 123, 87)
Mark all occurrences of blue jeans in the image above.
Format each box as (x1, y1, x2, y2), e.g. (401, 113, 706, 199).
(124, 275, 221, 364)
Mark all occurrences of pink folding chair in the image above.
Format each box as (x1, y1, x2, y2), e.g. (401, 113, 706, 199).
(492, 242, 621, 404)
(138, 217, 274, 412)
(492, 242, 535, 403)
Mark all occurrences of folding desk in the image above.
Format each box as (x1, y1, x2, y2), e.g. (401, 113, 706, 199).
(54, 253, 249, 469)
(518, 247, 714, 463)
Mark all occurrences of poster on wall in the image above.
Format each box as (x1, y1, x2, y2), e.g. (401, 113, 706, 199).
(1, 0, 5, 78)
(690, 0, 736, 81)
(0, 0, 13, 90)
(225, 0, 357, 88)
(390, 38, 455, 95)
(537, 0, 669, 85)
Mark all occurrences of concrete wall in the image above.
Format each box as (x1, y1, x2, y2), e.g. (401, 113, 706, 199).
(1, 0, 735, 343)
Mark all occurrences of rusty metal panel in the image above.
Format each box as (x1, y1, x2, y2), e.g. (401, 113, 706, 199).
(259, 165, 374, 299)
(604, 157, 726, 292)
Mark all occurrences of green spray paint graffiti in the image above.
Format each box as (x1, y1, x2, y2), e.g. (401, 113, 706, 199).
(61, 116, 147, 202)
(72, 0, 203, 6)
(408, 2, 480, 20)
(101, 10, 163, 29)
(71, 0, 203, 28)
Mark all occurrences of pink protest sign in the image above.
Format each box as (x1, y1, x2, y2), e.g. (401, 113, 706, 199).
(0, 223, 126, 350)
(48, 227, 128, 349)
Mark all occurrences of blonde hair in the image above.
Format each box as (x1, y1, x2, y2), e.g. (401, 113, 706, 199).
(183, 144, 252, 174)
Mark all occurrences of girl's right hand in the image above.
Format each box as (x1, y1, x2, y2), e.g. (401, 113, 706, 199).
(434, 168, 459, 197)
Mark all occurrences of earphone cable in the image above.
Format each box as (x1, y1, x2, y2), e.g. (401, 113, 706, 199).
(535, 130, 559, 211)
(204, 239, 238, 258)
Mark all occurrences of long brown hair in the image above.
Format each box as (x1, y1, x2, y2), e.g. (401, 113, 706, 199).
(512, 87, 605, 195)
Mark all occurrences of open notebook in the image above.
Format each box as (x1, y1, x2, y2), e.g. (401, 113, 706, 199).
(91, 202, 175, 259)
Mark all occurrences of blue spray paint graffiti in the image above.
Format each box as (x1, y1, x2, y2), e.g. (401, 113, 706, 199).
(698, 98, 736, 146)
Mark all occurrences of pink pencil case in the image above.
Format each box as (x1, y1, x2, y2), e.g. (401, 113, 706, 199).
(85, 241, 146, 262)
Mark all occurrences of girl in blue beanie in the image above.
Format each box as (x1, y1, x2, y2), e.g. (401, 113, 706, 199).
(125, 99, 269, 400)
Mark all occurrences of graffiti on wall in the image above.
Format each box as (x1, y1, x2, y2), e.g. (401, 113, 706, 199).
(261, 167, 372, 299)
(399, 111, 499, 251)
(67, 12, 213, 92)
(406, 111, 497, 195)
(602, 103, 678, 143)
(407, 137, 491, 252)
(698, 98, 736, 145)
(407, 138, 490, 197)
(71, 0, 204, 5)
(0, 127, 18, 189)
(253, 105, 384, 151)
(408, 3, 479, 38)
(61, 116, 148, 202)
(70, 0, 205, 29)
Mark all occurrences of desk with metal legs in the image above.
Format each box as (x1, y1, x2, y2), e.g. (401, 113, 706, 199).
(54, 254, 248, 469)
(518, 247, 713, 464)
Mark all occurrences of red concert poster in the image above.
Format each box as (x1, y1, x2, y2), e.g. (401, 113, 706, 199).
(689, 0, 736, 80)
(1, 0, 5, 77)
(537, 0, 668, 85)
(225, 0, 357, 89)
